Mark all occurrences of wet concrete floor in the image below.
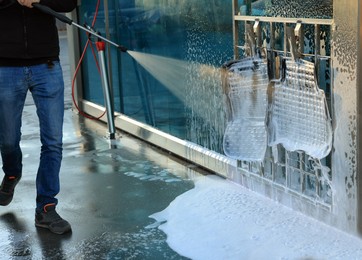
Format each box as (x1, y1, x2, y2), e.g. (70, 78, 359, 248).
(0, 32, 205, 259)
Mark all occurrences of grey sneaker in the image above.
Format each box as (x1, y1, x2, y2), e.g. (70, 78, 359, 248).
(0, 175, 21, 206)
(35, 204, 72, 235)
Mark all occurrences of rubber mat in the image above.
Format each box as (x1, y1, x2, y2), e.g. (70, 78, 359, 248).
(223, 58, 269, 161)
(268, 59, 332, 159)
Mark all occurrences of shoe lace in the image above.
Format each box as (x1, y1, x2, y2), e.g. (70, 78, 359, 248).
(46, 210, 63, 222)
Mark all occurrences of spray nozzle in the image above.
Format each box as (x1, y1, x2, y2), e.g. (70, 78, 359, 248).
(118, 45, 128, 52)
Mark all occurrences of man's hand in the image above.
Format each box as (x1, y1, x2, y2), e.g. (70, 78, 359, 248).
(17, 0, 40, 8)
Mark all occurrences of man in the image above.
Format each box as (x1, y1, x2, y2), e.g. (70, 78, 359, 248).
(0, 0, 77, 235)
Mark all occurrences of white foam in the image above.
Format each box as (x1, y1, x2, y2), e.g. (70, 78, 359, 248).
(150, 175, 362, 259)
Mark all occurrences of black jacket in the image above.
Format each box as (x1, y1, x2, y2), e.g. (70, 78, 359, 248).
(0, 0, 77, 66)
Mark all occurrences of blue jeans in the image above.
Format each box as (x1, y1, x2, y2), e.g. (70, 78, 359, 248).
(0, 62, 64, 210)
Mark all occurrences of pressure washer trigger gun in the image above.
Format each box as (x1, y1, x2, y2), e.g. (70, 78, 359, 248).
(82, 23, 127, 53)
(32, 3, 128, 53)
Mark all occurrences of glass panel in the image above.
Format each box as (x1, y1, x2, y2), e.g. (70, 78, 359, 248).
(78, 0, 234, 152)
(77, 0, 104, 107)
(275, 164, 286, 185)
(303, 173, 317, 198)
(288, 169, 302, 192)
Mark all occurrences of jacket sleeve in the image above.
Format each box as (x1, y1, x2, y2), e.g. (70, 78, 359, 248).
(38, 0, 77, 13)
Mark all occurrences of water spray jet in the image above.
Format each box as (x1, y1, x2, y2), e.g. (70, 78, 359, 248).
(126, 51, 224, 127)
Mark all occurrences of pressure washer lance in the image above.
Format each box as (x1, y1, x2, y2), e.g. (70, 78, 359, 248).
(32, 3, 127, 141)
(32, 3, 128, 52)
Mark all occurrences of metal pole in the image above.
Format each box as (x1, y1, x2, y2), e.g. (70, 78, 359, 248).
(232, 0, 239, 59)
(103, 0, 115, 121)
(96, 41, 116, 139)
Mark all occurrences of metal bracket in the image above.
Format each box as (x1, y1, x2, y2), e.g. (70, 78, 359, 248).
(253, 19, 263, 55)
(253, 19, 260, 35)
(286, 25, 299, 61)
(294, 21, 302, 37)
(245, 19, 262, 57)
(245, 23, 256, 57)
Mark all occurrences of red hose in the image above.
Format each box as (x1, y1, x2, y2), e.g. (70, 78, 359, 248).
(71, 0, 106, 120)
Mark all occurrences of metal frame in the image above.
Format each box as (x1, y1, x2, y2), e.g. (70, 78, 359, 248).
(234, 15, 333, 25)
(355, 0, 362, 234)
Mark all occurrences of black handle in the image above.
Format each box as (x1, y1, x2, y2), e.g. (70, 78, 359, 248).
(32, 3, 73, 25)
